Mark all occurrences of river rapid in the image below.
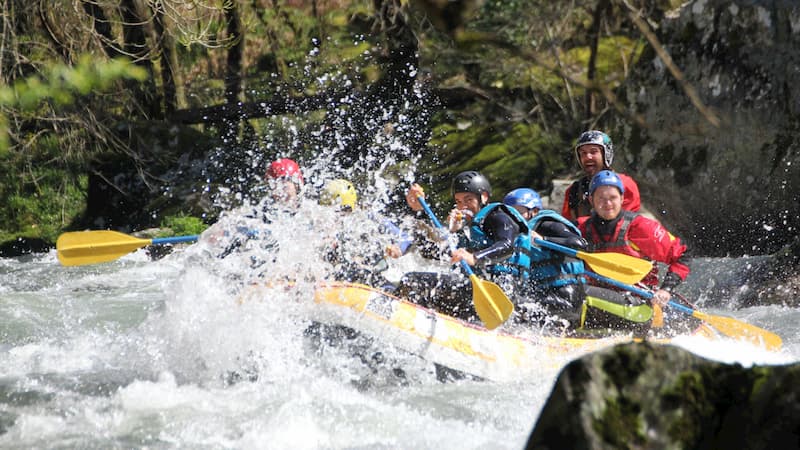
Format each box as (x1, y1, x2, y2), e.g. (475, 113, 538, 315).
(1, 202, 799, 449)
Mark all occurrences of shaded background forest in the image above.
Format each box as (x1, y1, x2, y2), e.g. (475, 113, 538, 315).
(1, 0, 798, 264)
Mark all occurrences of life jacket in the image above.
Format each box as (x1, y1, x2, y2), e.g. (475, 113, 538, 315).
(582, 210, 659, 286)
(528, 210, 586, 288)
(470, 203, 531, 278)
(567, 177, 592, 220)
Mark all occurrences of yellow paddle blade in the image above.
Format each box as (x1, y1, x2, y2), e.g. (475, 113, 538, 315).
(469, 274, 514, 330)
(577, 250, 653, 285)
(56, 230, 151, 266)
(692, 310, 783, 351)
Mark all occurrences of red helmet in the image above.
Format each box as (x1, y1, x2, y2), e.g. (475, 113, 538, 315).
(265, 158, 304, 184)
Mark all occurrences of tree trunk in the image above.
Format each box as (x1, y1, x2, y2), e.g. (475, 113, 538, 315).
(81, 0, 119, 59)
(120, 0, 160, 119)
(585, 0, 610, 121)
(221, 1, 244, 141)
(151, 2, 182, 114)
(373, 0, 418, 93)
(224, 2, 244, 106)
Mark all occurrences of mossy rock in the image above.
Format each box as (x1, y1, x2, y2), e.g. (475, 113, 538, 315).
(424, 121, 565, 207)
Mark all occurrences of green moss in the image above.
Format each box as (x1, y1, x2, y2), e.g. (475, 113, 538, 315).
(748, 366, 772, 399)
(476, 34, 644, 98)
(0, 148, 87, 244)
(159, 215, 208, 237)
(593, 396, 646, 448)
(425, 121, 565, 205)
(563, 36, 645, 92)
(662, 368, 719, 446)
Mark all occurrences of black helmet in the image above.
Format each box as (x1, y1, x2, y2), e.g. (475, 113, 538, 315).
(452, 171, 491, 200)
(575, 130, 614, 168)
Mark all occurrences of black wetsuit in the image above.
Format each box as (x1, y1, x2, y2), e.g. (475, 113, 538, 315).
(396, 207, 522, 322)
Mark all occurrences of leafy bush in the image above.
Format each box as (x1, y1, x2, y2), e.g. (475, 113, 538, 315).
(159, 215, 208, 237)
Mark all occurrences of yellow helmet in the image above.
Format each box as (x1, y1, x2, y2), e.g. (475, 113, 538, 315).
(320, 179, 357, 210)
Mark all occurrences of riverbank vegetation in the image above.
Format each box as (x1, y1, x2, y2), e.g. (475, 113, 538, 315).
(0, 0, 690, 254)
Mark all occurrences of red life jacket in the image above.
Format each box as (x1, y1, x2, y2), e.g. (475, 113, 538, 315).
(581, 211, 660, 286)
(563, 173, 641, 222)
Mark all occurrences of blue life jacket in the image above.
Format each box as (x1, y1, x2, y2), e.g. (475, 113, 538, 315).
(371, 215, 414, 255)
(528, 209, 586, 288)
(469, 203, 531, 278)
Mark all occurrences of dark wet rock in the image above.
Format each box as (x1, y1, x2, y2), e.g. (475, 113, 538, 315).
(527, 342, 800, 450)
(613, 0, 800, 258)
(746, 236, 800, 307)
(0, 237, 51, 257)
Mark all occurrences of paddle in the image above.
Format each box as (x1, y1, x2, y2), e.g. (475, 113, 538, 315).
(583, 271, 783, 351)
(583, 295, 653, 323)
(416, 196, 513, 330)
(533, 238, 653, 285)
(57, 230, 198, 266)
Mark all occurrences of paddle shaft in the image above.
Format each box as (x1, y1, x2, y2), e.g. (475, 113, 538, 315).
(584, 270, 653, 298)
(584, 272, 698, 315)
(533, 237, 652, 284)
(416, 196, 512, 329)
(151, 235, 199, 245)
(586, 270, 700, 312)
(584, 270, 782, 350)
(416, 196, 473, 276)
(534, 238, 579, 258)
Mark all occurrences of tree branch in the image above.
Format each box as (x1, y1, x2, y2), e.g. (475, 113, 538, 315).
(622, 1, 721, 127)
(454, 30, 649, 129)
(168, 90, 337, 124)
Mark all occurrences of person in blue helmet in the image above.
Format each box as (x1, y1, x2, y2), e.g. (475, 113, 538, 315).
(502, 188, 588, 329)
(578, 170, 691, 328)
(396, 171, 531, 322)
(504, 187, 671, 334)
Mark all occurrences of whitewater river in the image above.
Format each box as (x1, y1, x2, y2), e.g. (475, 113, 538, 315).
(2, 213, 799, 448)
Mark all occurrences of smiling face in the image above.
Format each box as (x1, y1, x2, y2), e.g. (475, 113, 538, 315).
(590, 185, 623, 220)
(577, 143, 606, 177)
(454, 191, 486, 218)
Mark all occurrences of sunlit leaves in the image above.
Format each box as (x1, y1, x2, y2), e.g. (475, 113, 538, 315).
(0, 56, 146, 152)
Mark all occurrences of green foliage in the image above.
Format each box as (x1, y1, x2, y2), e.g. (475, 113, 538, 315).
(159, 215, 208, 237)
(240, 1, 379, 94)
(423, 120, 565, 206)
(0, 164, 86, 244)
(593, 396, 646, 447)
(565, 35, 644, 89)
(0, 0, 672, 246)
(4, 56, 146, 109)
(0, 55, 148, 243)
(0, 56, 147, 153)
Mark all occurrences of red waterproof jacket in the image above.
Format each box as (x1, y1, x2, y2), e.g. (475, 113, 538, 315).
(577, 211, 689, 287)
(562, 173, 641, 222)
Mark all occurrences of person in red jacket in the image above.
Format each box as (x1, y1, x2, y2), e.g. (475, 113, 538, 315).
(202, 158, 305, 257)
(562, 130, 641, 222)
(577, 170, 689, 307)
(264, 158, 304, 204)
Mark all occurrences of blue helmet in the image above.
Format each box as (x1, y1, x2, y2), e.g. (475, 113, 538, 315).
(589, 170, 625, 195)
(503, 188, 542, 210)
